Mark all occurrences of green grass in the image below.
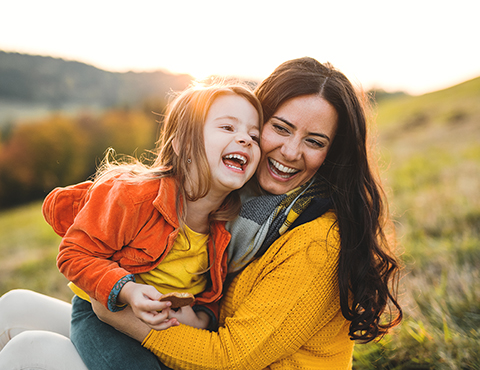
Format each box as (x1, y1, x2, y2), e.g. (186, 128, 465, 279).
(0, 201, 71, 302)
(352, 78, 480, 369)
(374, 76, 480, 131)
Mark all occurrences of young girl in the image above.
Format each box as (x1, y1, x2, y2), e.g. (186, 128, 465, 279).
(42, 81, 262, 343)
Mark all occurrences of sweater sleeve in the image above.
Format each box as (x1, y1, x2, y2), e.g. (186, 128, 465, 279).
(143, 215, 343, 369)
(56, 179, 148, 310)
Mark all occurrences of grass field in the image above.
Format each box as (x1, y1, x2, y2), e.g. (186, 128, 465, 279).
(1, 78, 479, 368)
(351, 78, 480, 369)
(0, 201, 71, 301)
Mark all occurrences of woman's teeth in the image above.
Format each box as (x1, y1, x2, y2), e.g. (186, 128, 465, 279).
(269, 158, 298, 178)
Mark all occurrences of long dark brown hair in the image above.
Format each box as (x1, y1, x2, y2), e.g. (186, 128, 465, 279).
(255, 57, 402, 342)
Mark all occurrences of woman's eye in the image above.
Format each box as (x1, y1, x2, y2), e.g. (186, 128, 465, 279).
(250, 134, 260, 143)
(306, 138, 326, 148)
(273, 124, 289, 134)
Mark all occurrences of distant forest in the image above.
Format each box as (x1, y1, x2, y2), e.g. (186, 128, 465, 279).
(0, 50, 193, 109)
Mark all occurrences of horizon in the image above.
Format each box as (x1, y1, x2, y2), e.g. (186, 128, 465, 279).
(1, 0, 480, 96)
(1, 48, 478, 97)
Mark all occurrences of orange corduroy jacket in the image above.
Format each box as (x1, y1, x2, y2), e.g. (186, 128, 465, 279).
(42, 176, 230, 316)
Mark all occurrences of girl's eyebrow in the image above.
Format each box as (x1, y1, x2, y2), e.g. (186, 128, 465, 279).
(213, 115, 238, 122)
(271, 115, 331, 142)
(214, 115, 259, 130)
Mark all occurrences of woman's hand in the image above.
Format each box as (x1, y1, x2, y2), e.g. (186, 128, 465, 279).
(90, 298, 179, 342)
(168, 305, 211, 329)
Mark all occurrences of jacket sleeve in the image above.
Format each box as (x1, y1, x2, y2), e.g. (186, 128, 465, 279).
(142, 217, 345, 369)
(56, 180, 146, 311)
(42, 181, 93, 237)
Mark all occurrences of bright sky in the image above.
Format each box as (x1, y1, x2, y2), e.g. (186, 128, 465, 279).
(1, 0, 479, 95)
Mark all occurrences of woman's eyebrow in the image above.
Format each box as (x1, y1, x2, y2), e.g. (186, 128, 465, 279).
(272, 115, 295, 129)
(272, 115, 331, 142)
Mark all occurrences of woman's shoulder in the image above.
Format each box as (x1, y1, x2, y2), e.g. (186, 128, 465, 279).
(267, 210, 340, 264)
(292, 210, 338, 240)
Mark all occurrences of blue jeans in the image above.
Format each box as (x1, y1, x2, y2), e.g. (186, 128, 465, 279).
(70, 296, 172, 370)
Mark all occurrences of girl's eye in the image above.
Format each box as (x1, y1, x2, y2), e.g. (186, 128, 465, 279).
(221, 125, 234, 131)
(250, 134, 260, 143)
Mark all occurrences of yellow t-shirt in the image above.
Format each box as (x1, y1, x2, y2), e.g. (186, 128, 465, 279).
(136, 225, 209, 295)
(69, 225, 209, 301)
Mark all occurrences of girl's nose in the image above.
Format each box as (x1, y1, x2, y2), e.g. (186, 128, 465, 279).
(236, 132, 252, 146)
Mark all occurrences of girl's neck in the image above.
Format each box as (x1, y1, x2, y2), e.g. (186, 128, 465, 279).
(184, 192, 227, 234)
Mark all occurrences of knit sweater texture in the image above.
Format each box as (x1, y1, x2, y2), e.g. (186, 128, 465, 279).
(143, 210, 354, 369)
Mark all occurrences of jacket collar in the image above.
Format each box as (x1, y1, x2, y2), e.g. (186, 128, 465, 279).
(153, 177, 181, 228)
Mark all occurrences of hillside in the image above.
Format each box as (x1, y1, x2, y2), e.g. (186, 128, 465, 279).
(374, 76, 480, 158)
(372, 75, 480, 245)
(0, 50, 193, 124)
(357, 76, 480, 368)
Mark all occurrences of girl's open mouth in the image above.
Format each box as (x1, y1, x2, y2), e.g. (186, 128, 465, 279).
(223, 153, 248, 171)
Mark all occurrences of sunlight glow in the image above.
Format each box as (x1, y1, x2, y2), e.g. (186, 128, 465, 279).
(0, 0, 479, 95)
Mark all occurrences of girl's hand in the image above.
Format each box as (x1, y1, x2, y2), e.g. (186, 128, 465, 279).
(168, 305, 211, 329)
(118, 282, 179, 330)
(91, 298, 178, 343)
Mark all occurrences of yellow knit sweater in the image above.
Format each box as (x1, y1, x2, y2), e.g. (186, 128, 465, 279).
(143, 211, 354, 369)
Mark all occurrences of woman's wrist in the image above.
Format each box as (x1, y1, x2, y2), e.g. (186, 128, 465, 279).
(194, 310, 211, 329)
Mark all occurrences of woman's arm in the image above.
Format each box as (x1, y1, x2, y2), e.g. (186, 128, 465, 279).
(102, 215, 346, 369)
(91, 298, 179, 336)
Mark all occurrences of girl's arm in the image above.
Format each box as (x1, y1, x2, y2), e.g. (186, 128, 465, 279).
(56, 179, 161, 311)
(117, 282, 211, 330)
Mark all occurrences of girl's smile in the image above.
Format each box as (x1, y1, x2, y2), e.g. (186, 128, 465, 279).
(203, 93, 261, 195)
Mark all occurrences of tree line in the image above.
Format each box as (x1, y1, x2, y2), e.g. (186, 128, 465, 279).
(0, 103, 165, 209)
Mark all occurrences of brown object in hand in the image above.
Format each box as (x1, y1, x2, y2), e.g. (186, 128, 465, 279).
(159, 292, 195, 309)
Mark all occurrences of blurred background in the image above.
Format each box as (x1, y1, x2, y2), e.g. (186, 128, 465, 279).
(1, 0, 479, 368)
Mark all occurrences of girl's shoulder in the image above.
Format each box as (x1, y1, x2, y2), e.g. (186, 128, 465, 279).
(94, 174, 165, 201)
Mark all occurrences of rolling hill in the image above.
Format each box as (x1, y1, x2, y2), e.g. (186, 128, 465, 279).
(0, 50, 193, 125)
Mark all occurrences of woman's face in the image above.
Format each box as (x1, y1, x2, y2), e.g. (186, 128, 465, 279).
(256, 95, 338, 195)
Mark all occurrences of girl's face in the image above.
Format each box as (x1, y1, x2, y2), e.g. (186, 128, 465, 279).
(256, 95, 338, 195)
(203, 94, 261, 196)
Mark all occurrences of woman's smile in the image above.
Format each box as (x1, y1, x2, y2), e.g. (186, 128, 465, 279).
(267, 158, 299, 178)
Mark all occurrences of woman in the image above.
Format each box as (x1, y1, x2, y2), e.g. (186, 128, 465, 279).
(0, 57, 402, 369)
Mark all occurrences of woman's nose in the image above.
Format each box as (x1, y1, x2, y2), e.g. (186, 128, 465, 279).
(280, 138, 301, 161)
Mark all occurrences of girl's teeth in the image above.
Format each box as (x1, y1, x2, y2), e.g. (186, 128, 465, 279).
(224, 154, 246, 165)
(226, 163, 242, 170)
